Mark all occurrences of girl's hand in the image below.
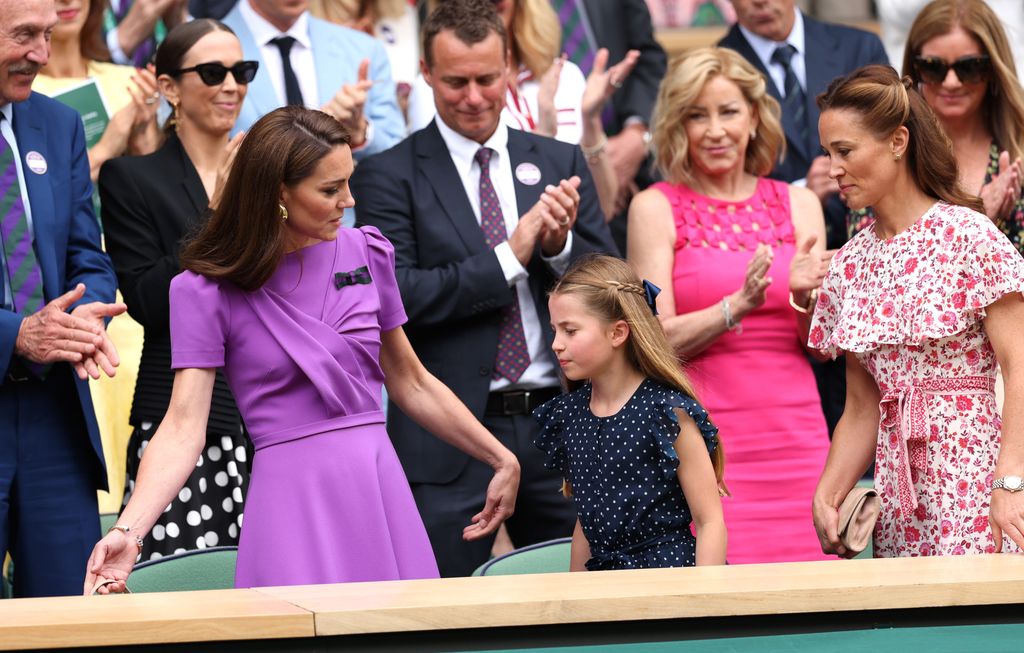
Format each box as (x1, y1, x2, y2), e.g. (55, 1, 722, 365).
(734, 243, 773, 314)
(980, 150, 1022, 223)
(581, 48, 640, 122)
(535, 55, 565, 138)
(209, 131, 245, 211)
(83, 531, 138, 595)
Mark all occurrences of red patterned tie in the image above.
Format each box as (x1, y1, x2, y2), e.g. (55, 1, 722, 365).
(475, 148, 530, 382)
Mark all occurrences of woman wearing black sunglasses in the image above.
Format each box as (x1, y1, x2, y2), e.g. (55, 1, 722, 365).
(97, 19, 256, 561)
(848, 0, 1024, 251)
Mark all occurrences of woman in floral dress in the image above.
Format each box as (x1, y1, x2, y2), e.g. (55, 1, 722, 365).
(810, 65, 1024, 558)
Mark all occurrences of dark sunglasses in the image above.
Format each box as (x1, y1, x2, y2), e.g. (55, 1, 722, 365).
(913, 55, 991, 85)
(171, 61, 259, 86)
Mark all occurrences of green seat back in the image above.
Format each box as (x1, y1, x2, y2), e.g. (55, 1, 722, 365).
(126, 546, 238, 593)
(473, 538, 572, 576)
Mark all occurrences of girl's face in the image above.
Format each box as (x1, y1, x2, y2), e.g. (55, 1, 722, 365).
(818, 108, 902, 211)
(549, 293, 626, 381)
(280, 145, 355, 251)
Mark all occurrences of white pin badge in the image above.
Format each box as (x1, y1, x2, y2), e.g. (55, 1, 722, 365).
(515, 162, 541, 186)
(25, 151, 47, 175)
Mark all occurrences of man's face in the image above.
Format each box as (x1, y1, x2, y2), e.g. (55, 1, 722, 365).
(0, 0, 57, 104)
(730, 0, 796, 42)
(422, 29, 507, 144)
(247, 0, 308, 32)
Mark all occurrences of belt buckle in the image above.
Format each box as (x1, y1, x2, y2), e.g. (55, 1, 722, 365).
(502, 391, 530, 415)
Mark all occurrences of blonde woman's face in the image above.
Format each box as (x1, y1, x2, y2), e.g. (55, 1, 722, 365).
(683, 75, 758, 181)
(918, 26, 989, 125)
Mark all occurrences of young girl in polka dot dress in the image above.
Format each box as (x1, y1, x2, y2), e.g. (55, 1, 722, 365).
(535, 255, 727, 571)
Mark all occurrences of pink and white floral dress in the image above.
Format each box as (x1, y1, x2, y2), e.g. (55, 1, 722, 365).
(809, 202, 1024, 557)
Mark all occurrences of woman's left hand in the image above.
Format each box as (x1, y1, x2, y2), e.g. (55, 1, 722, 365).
(581, 48, 640, 123)
(463, 455, 520, 541)
(980, 150, 1022, 223)
(126, 65, 162, 155)
(990, 487, 1024, 552)
(789, 234, 835, 294)
(535, 55, 565, 138)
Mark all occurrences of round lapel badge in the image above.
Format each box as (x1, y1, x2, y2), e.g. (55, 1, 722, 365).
(514, 162, 541, 186)
(25, 151, 47, 175)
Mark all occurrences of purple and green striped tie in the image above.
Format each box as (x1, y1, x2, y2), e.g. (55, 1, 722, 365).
(552, 0, 596, 76)
(0, 120, 45, 317)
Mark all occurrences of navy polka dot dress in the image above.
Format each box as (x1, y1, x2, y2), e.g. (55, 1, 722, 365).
(534, 378, 719, 571)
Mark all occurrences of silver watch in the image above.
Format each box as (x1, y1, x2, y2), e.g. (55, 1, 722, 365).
(992, 475, 1024, 492)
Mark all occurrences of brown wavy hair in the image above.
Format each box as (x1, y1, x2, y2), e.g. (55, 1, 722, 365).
(80, 0, 112, 62)
(817, 64, 985, 213)
(550, 254, 725, 484)
(180, 106, 351, 290)
(903, 0, 1024, 163)
(651, 47, 784, 187)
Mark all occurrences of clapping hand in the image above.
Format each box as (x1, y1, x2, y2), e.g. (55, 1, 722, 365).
(581, 48, 639, 123)
(509, 177, 582, 265)
(789, 234, 835, 306)
(321, 59, 373, 147)
(534, 55, 565, 138)
(735, 243, 773, 313)
(980, 150, 1022, 223)
(209, 131, 246, 212)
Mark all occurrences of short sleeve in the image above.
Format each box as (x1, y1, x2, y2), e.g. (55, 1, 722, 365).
(652, 386, 719, 481)
(169, 271, 229, 369)
(807, 245, 849, 360)
(361, 225, 407, 332)
(959, 217, 1024, 318)
(533, 395, 570, 475)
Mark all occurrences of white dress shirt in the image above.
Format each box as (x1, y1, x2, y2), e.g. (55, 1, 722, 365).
(238, 0, 319, 109)
(738, 8, 807, 98)
(434, 117, 572, 391)
(0, 104, 35, 311)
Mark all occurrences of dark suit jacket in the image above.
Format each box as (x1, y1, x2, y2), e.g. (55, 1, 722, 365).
(583, 0, 667, 134)
(718, 14, 888, 246)
(353, 122, 617, 484)
(98, 134, 241, 433)
(0, 93, 117, 486)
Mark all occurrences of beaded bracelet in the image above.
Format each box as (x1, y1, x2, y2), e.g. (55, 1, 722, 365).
(581, 133, 608, 163)
(108, 524, 145, 554)
(720, 297, 743, 334)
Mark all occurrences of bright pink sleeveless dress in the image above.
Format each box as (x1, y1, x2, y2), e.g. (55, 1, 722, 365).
(654, 177, 831, 563)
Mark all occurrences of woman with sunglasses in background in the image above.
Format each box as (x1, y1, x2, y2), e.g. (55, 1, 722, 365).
(97, 19, 258, 560)
(848, 0, 1024, 250)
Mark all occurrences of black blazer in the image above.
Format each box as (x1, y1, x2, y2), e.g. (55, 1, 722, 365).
(353, 123, 617, 484)
(583, 0, 667, 134)
(718, 14, 888, 246)
(98, 134, 241, 433)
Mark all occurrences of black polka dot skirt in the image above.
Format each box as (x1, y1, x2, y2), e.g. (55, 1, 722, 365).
(121, 422, 251, 560)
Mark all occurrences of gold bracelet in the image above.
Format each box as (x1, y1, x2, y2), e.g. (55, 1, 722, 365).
(789, 289, 818, 314)
(581, 133, 608, 162)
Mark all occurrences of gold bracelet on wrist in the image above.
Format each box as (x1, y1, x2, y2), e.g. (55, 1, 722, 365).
(108, 524, 145, 554)
(789, 288, 818, 314)
(581, 133, 608, 163)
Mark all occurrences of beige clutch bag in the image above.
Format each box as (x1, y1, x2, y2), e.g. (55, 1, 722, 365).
(837, 487, 879, 556)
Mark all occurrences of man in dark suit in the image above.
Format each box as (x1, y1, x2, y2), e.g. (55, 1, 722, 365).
(354, 0, 617, 577)
(0, 0, 125, 597)
(553, 0, 667, 252)
(719, 0, 888, 436)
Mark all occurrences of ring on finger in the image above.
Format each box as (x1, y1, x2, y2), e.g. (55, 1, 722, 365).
(610, 77, 622, 89)
(144, 96, 158, 105)
(558, 216, 569, 226)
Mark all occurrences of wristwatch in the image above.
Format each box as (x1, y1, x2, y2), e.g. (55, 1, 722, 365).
(991, 475, 1024, 492)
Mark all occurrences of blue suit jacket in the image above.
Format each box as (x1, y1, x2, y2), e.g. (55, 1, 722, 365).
(718, 14, 888, 246)
(222, 6, 404, 159)
(0, 93, 117, 487)
(353, 123, 618, 484)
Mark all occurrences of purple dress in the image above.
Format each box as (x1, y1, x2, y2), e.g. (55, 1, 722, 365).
(169, 226, 439, 587)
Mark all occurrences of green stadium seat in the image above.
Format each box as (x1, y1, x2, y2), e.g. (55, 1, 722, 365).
(126, 546, 238, 593)
(473, 538, 572, 576)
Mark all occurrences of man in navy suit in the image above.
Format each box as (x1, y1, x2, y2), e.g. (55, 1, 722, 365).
(353, 0, 617, 577)
(0, 0, 125, 597)
(719, 0, 888, 436)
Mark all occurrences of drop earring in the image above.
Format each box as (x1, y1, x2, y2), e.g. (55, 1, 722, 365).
(279, 203, 289, 221)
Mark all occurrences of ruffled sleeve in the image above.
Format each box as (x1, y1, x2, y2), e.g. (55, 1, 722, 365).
(651, 386, 719, 481)
(807, 242, 850, 359)
(361, 225, 408, 332)
(533, 395, 570, 475)
(957, 214, 1024, 318)
(169, 270, 230, 369)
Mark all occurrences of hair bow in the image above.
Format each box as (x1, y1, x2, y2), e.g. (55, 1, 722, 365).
(642, 279, 660, 316)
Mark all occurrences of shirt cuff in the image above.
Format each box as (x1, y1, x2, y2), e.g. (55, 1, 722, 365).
(541, 231, 573, 276)
(494, 241, 528, 287)
(106, 27, 131, 65)
(351, 118, 374, 153)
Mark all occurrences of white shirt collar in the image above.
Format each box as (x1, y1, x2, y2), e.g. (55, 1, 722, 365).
(240, 0, 312, 50)
(434, 115, 509, 174)
(738, 7, 805, 65)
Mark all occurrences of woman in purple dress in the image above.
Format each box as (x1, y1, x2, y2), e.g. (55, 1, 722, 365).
(84, 106, 521, 592)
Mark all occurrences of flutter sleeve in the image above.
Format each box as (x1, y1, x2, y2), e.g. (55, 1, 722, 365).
(652, 386, 719, 481)
(957, 212, 1024, 319)
(169, 270, 229, 369)
(533, 395, 570, 475)
(361, 225, 408, 332)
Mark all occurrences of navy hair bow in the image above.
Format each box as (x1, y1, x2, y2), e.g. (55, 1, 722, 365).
(642, 280, 660, 316)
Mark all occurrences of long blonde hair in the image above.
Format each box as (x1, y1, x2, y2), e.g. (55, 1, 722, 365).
(309, 0, 407, 25)
(903, 0, 1024, 163)
(652, 47, 784, 187)
(550, 255, 725, 483)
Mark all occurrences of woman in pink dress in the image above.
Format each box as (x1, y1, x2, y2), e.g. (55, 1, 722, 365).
(628, 47, 833, 563)
(811, 65, 1024, 558)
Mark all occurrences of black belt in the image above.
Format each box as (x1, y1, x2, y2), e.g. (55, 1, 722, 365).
(484, 387, 561, 416)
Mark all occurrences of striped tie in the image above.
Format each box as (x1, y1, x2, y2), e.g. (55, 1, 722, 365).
(552, 0, 596, 75)
(0, 120, 44, 317)
(475, 148, 530, 383)
(771, 44, 809, 153)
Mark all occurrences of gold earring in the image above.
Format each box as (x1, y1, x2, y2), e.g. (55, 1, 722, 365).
(279, 203, 288, 221)
(749, 128, 757, 140)
(168, 102, 179, 127)
(894, 153, 902, 161)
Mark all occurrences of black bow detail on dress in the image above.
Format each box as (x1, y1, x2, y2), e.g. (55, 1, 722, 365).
(334, 266, 372, 289)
